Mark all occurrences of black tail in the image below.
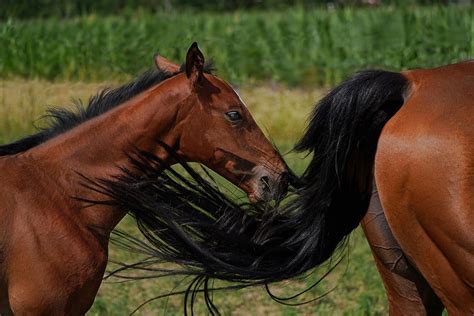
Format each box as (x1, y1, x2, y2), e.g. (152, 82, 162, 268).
(89, 70, 408, 314)
(291, 70, 408, 261)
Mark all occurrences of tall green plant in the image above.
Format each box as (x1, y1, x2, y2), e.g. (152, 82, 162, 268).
(0, 6, 470, 86)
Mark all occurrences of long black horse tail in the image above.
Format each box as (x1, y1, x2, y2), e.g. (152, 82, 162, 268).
(289, 70, 409, 264)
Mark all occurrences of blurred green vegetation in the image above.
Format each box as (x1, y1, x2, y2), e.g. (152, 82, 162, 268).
(0, 6, 471, 86)
(0, 0, 465, 19)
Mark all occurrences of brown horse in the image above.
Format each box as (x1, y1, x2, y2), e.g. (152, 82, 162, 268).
(362, 61, 474, 315)
(0, 43, 289, 315)
(97, 61, 473, 315)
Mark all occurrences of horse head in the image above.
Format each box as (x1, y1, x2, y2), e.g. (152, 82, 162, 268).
(153, 43, 289, 202)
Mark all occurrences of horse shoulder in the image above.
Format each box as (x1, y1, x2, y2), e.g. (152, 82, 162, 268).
(0, 156, 108, 314)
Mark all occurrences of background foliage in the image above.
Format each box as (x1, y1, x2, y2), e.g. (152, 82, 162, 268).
(1, 0, 468, 18)
(0, 5, 471, 86)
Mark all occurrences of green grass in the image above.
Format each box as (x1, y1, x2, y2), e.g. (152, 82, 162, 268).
(1, 6, 471, 86)
(0, 79, 388, 315)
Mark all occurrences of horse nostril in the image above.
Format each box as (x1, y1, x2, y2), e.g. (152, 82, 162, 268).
(260, 176, 270, 191)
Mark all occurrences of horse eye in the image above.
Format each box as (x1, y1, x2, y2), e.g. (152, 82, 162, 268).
(225, 111, 242, 122)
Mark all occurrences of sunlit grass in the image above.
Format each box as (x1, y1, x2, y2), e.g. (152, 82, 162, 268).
(0, 80, 387, 315)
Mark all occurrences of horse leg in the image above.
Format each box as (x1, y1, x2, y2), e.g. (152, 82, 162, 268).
(362, 185, 444, 315)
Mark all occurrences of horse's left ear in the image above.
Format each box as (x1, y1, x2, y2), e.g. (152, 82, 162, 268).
(185, 42, 205, 88)
(154, 54, 180, 73)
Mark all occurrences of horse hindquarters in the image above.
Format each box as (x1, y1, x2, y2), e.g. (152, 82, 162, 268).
(362, 186, 444, 315)
(374, 63, 474, 314)
(375, 135, 474, 314)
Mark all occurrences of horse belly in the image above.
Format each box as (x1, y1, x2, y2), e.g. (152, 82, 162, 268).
(374, 83, 474, 312)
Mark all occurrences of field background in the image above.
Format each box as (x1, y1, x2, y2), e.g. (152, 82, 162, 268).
(1, 0, 471, 315)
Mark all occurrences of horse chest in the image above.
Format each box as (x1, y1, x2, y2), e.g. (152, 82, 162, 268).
(0, 208, 104, 316)
(4, 215, 108, 314)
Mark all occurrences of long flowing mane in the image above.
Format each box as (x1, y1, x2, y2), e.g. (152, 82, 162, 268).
(0, 63, 213, 156)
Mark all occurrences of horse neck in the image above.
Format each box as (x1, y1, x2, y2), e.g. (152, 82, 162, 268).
(25, 78, 190, 235)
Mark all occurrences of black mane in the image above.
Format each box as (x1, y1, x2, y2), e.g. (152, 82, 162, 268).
(0, 63, 213, 156)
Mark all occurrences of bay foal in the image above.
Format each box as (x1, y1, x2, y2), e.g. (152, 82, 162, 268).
(0, 43, 288, 315)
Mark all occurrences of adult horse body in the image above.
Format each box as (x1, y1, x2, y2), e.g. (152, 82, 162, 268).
(0, 43, 288, 315)
(99, 61, 473, 315)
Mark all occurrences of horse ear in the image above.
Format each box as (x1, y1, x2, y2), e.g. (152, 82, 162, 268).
(154, 54, 180, 73)
(185, 42, 205, 87)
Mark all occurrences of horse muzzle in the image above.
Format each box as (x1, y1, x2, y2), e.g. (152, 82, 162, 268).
(248, 167, 290, 203)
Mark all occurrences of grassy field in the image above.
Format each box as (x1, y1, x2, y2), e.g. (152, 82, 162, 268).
(1, 6, 471, 85)
(0, 79, 388, 315)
